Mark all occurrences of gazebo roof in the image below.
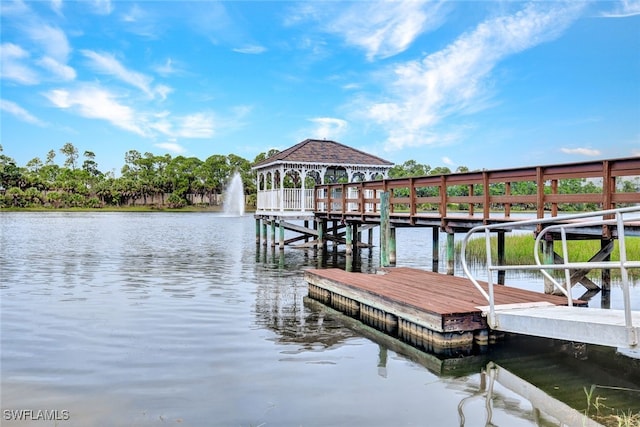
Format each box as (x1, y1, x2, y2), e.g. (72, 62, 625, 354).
(252, 139, 394, 169)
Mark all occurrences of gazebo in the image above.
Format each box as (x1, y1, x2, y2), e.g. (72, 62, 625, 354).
(253, 138, 393, 213)
(252, 139, 394, 249)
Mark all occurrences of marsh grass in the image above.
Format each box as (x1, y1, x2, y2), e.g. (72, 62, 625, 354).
(458, 234, 640, 280)
(583, 385, 640, 427)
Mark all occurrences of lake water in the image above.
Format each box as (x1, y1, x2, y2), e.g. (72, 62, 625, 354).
(1, 212, 639, 427)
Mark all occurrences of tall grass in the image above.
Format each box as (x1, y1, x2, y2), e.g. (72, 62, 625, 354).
(458, 234, 640, 280)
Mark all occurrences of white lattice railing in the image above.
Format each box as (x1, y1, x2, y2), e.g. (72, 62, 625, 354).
(256, 189, 314, 212)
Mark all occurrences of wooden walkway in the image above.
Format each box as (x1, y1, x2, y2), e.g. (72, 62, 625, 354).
(304, 267, 585, 352)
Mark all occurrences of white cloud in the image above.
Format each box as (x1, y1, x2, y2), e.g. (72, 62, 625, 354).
(327, 1, 446, 60)
(44, 85, 146, 136)
(233, 45, 267, 54)
(120, 3, 163, 38)
(361, 2, 584, 152)
(25, 24, 71, 63)
(0, 99, 47, 126)
(121, 4, 144, 23)
(560, 147, 602, 156)
(600, 0, 640, 17)
(174, 113, 215, 138)
(155, 141, 186, 154)
(308, 117, 348, 140)
(44, 83, 216, 139)
(81, 50, 169, 99)
(442, 156, 454, 166)
(147, 111, 216, 139)
(1, 3, 74, 82)
(51, 0, 63, 15)
(289, 1, 446, 60)
(0, 43, 39, 85)
(154, 58, 182, 76)
(91, 0, 113, 15)
(37, 56, 76, 81)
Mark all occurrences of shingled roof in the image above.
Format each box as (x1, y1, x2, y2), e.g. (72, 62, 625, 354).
(252, 139, 393, 169)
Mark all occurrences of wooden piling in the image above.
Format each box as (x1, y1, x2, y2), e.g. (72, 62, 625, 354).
(601, 238, 611, 291)
(270, 220, 276, 248)
(446, 232, 455, 275)
(380, 191, 390, 267)
(279, 221, 285, 250)
(542, 236, 555, 294)
(497, 231, 505, 285)
(345, 222, 353, 256)
(262, 220, 268, 247)
(432, 227, 440, 272)
(317, 219, 326, 251)
(389, 226, 396, 266)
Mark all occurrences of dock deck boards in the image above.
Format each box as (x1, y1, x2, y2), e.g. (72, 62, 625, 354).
(305, 267, 577, 315)
(304, 267, 586, 350)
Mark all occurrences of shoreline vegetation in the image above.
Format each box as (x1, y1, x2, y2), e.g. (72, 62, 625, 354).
(460, 234, 640, 280)
(0, 205, 229, 213)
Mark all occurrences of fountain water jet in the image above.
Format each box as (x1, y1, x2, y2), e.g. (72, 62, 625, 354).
(223, 172, 245, 216)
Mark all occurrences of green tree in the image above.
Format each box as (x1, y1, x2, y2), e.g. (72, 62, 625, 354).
(389, 160, 431, 178)
(82, 151, 102, 177)
(60, 142, 79, 170)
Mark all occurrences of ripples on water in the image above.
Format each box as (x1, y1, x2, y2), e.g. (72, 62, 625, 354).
(1, 212, 639, 426)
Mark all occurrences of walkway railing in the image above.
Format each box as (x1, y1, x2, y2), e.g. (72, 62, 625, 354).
(314, 157, 640, 221)
(460, 206, 640, 345)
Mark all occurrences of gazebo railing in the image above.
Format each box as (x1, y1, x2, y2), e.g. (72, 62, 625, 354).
(256, 189, 314, 212)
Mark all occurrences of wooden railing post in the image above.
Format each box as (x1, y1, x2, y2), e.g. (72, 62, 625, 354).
(410, 177, 417, 218)
(483, 171, 490, 221)
(603, 160, 614, 212)
(505, 182, 511, 217)
(439, 175, 447, 219)
(536, 166, 545, 219)
(551, 179, 558, 217)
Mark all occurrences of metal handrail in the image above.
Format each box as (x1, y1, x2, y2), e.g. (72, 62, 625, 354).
(460, 206, 640, 331)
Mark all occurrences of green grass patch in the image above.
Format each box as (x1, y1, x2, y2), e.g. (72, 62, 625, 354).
(458, 234, 640, 280)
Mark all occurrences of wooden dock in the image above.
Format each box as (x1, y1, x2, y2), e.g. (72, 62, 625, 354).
(304, 267, 586, 352)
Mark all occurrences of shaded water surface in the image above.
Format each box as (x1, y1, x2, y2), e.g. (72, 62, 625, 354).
(1, 212, 639, 426)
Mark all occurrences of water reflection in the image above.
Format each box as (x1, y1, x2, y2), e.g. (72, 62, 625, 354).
(1, 212, 638, 427)
(299, 298, 640, 427)
(254, 237, 640, 427)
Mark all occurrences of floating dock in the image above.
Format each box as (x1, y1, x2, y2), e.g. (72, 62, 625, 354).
(304, 267, 585, 352)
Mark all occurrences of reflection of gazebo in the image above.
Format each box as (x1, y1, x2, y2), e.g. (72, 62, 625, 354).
(253, 139, 393, 249)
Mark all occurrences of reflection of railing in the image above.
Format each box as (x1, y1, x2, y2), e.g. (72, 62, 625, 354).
(256, 188, 314, 211)
(458, 362, 603, 427)
(460, 206, 640, 347)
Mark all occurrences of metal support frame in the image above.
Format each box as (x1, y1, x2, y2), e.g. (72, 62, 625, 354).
(460, 206, 640, 348)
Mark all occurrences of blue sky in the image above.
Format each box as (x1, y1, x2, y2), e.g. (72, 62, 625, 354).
(1, 0, 639, 175)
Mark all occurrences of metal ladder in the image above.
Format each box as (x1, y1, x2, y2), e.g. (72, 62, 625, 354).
(460, 206, 640, 349)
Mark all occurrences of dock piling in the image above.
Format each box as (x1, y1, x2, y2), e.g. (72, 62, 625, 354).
(446, 232, 455, 275)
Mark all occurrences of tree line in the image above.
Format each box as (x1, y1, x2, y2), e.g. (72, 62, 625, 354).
(1, 143, 636, 210)
(0, 143, 262, 209)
